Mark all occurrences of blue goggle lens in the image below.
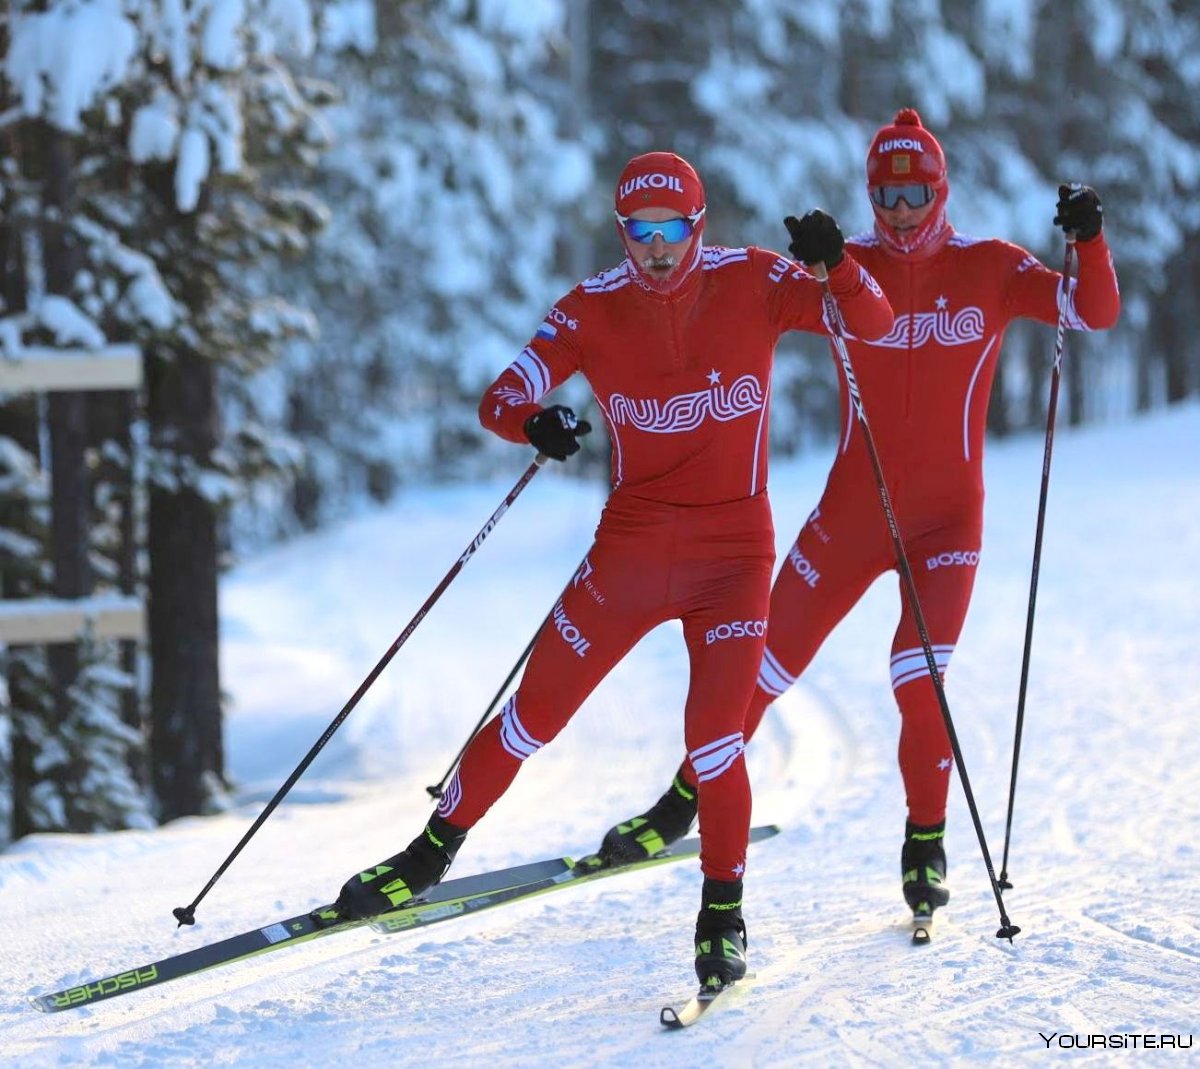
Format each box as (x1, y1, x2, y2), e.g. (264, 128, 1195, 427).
(870, 184, 935, 210)
(619, 215, 696, 244)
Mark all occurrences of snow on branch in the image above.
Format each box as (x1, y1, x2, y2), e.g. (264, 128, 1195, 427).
(5, 0, 137, 133)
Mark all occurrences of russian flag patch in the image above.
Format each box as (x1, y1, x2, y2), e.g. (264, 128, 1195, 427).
(535, 322, 557, 340)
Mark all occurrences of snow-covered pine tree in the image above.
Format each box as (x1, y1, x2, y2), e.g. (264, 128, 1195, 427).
(114, 2, 331, 820)
(0, 283, 157, 838)
(683, 0, 1200, 435)
(677, 0, 868, 454)
(0, 15, 153, 840)
(0, 88, 44, 842)
(4, 0, 333, 822)
(0, 433, 54, 844)
(261, 0, 595, 535)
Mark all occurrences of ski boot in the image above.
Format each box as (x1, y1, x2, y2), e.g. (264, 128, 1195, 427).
(335, 813, 467, 920)
(901, 820, 950, 916)
(596, 773, 697, 866)
(694, 877, 748, 986)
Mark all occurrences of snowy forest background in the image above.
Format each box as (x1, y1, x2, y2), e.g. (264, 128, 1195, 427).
(0, 0, 1198, 848)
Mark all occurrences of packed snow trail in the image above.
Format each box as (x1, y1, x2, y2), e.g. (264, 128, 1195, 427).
(2, 404, 1197, 1067)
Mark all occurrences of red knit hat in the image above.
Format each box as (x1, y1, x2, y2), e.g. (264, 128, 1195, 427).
(614, 151, 706, 296)
(615, 151, 705, 218)
(866, 108, 951, 258)
(866, 107, 947, 187)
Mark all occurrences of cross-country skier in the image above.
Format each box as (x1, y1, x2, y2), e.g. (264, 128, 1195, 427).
(597, 109, 1121, 924)
(330, 150, 894, 986)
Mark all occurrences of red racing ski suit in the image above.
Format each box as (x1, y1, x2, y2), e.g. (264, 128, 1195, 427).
(740, 228, 1120, 825)
(438, 247, 893, 881)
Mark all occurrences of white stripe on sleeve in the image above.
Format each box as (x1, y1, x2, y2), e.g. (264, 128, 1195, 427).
(512, 349, 551, 401)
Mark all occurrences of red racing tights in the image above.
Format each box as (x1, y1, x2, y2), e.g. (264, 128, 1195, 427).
(679, 489, 980, 828)
(436, 493, 775, 882)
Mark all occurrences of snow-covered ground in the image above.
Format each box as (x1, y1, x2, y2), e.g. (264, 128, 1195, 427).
(2, 401, 1198, 1067)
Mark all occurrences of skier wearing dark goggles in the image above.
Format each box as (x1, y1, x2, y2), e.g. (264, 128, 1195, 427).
(869, 183, 935, 210)
(615, 209, 706, 244)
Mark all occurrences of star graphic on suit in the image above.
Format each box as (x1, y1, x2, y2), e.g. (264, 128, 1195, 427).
(707, 368, 722, 385)
(734, 861, 745, 876)
(938, 757, 952, 771)
(935, 295, 949, 310)
(494, 405, 502, 419)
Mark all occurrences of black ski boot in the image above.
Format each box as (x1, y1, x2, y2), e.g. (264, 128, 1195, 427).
(335, 814, 467, 920)
(694, 877, 748, 986)
(597, 773, 698, 866)
(901, 820, 950, 914)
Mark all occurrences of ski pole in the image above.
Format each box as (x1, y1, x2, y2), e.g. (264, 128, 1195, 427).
(172, 453, 550, 927)
(998, 236, 1076, 890)
(815, 266, 1019, 941)
(426, 622, 542, 799)
(425, 549, 594, 798)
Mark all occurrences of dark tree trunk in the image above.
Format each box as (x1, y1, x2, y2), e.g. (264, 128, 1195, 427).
(1135, 335, 1154, 412)
(92, 390, 149, 787)
(287, 389, 321, 531)
(117, 400, 147, 788)
(1024, 327, 1051, 431)
(0, 391, 42, 840)
(1065, 336, 1085, 428)
(8, 711, 35, 839)
(147, 344, 224, 819)
(987, 346, 1011, 437)
(1163, 246, 1195, 404)
(0, 106, 37, 841)
(45, 387, 89, 722)
(565, 0, 595, 283)
(41, 123, 93, 828)
(137, 151, 225, 821)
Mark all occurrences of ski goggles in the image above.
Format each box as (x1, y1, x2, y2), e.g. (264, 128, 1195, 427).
(869, 184, 935, 210)
(615, 208, 705, 244)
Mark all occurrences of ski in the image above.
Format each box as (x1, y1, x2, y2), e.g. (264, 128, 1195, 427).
(661, 978, 739, 1029)
(32, 824, 780, 1013)
(369, 823, 781, 935)
(29, 854, 569, 1014)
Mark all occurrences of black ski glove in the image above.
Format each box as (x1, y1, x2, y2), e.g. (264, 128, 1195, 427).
(1054, 183, 1103, 241)
(524, 405, 592, 461)
(784, 210, 845, 269)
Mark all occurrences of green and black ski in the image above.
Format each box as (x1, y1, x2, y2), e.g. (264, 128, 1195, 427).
(32, 825, 780, 1013)
(369, 824, 780, 935)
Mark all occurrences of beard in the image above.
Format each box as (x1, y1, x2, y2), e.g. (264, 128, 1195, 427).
(641, 254, 678, 273)
(618, 227, 703, 296)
